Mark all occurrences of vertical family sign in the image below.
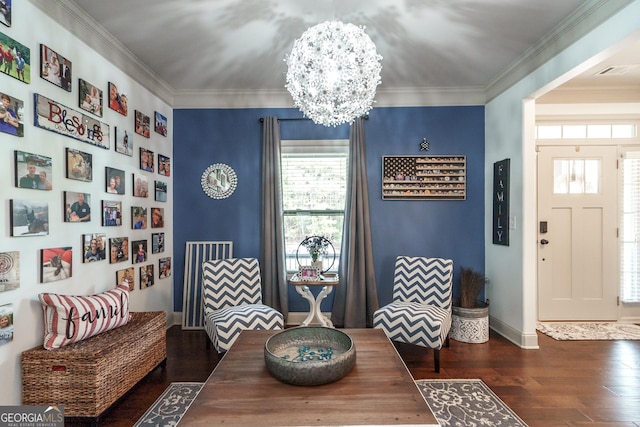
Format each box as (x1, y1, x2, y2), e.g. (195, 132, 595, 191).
(492, 158, 510, 245)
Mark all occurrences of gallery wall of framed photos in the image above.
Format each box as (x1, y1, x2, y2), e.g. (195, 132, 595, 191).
(0, 0, 174, 406)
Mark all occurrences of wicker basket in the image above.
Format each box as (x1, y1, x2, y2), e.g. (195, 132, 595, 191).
(21, 311, 166, 419)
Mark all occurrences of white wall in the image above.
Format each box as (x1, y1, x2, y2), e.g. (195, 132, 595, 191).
(0, 1, 174, 405)
(485, 0, 640, 347)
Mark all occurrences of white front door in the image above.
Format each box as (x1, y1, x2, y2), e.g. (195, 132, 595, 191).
(537, 145, 618, 320)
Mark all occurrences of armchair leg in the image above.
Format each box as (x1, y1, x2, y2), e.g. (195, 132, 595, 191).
(434, 348, 440, 373)
(206, 335, 211, 351)
(445, 335, 450, 348)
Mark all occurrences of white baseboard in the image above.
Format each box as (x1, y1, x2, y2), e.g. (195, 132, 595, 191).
(489, 315, 539, 349)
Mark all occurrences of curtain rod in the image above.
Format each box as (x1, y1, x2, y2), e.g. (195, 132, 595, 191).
(259, 116, 368, 123)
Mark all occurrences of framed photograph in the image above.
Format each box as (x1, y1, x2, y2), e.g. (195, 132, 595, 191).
(140, 147, 154, 172)
(40, 44, 72, 91)
(115, 127, 132, 156)
(140, 264, 154, 289)
(135, 110, 150, 138)
(102, 200, 122, 226)
(108, 82, 128, 116)
(105, 167, 125, 195)
(82, 233, 106, 263)
(155, 180, 167, 202)
(15, 150, 52, 190)
(159, 257, 172, 279)
(65, 148, 92, 182)
(10, 200, 48, 236)
(0, 31, 29, 83)
(152, 232, 165, 254)
(133, 172, 149, 197)
(158, 154, 171, 177)
(64, 191, 91, 222)
(0, 0, 11, 27)
(0, 303, 13, 346)
(41, 247, 72, 283)
(299, 265, 321, 281)
(132, 240, 147, 264)
(78, 78, 103, 117)
(132, 206, 147, 229)
(0, 251, 20, 292)
(116, 267, 135, 291)
(0, 91, 23, 137)
(109, 237, 129, 264)
(154, 111, 167, 136)
(150, 207, 164, 228)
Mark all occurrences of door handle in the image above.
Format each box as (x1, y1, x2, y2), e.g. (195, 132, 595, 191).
(540, 239, 549, 245)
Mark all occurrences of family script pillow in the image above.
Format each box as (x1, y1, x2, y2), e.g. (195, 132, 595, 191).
(39, 281, 131, 350)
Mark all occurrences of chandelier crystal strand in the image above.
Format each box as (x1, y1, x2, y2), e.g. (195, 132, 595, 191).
(285, 21, 382, 127)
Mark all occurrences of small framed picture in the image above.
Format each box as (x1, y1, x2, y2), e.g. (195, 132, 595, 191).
(0, 91, 24, 137)
(133, 172, 149, 197)
(82, 233, 106, 263)
(154, 111, 167, 136)
(135, 110, 151, 138)
(102, 200, 122, 226)
(10, 200, 49, 236)
(1, 32, 29, 83)
(78, 79, 103, 117)
(40, 44, 72, 91)
(150, 207, 164, 228)
(140, 148, 154, 172)
(140, 264, 155, 289)
(105, 167, 125, 194)
(116, 267, 135, 291)
(132, 239, 147, 264)
(132, 206, 147, 229)
(158, 154, 171, 176)
(15, 150, 52, 190)
(0, 251, 20, 292)
(115, 127, 132, 156)
(65, 148, 92, 182)
(109, 237, 129, 264)
(159, 257, 172, 279)
(152, 232, 165, 254)
(64, 191, 91, 222)
(108, 82, 128, 116)
(41, 247, 72, 283)
(1, 1, 12, 27)
(155, 180, 167, 202)
(299, 265, 320, 281)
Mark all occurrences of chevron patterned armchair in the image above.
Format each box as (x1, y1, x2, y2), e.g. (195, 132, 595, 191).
(373, 256, 454, 372)
(201, 258, 284, 352)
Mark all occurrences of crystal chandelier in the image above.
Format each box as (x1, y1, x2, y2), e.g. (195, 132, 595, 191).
(285, 21, 382, 127)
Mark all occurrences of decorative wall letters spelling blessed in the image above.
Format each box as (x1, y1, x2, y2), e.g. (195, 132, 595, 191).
(492, 158, 510, 246)
(34, 93, 110, 149)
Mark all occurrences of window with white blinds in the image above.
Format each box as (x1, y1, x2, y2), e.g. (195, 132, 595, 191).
(281, 140, 348, 272)
(620, 151, 640, 302)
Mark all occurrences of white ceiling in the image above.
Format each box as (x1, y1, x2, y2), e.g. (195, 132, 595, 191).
(57, 0, 640, 106)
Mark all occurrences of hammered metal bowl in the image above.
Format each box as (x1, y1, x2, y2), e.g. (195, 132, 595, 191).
(264, 326, 356, 386)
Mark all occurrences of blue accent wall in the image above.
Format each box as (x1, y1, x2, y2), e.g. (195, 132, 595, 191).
(173, 106, 484, 313)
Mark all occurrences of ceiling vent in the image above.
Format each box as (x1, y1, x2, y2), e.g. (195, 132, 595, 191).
(595, 65, 640, 76)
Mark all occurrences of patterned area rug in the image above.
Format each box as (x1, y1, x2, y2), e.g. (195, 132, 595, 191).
(416, 379, 528, 427)
(537, 322, 640, 340)
(137, 380, 526, 427)
(133, 382, 203, 426)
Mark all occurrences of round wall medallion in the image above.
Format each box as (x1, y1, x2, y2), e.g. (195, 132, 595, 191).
(201, 163, 238, 199)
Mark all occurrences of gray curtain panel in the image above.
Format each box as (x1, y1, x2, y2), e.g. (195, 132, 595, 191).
(332, 117, 379, 328)
(260, 117, 288, 316)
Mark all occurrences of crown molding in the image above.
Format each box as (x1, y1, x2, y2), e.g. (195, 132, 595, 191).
(29, 0, 175, 105)
(484, 0, 634, 102)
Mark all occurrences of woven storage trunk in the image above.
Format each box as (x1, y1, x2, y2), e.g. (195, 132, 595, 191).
(22, 311, 166, 419)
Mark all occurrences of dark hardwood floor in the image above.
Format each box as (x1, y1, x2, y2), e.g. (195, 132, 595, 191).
(89, 326, 640, 427)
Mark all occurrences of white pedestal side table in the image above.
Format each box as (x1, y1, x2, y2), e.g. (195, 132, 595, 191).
(289, 273, 339, 327)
